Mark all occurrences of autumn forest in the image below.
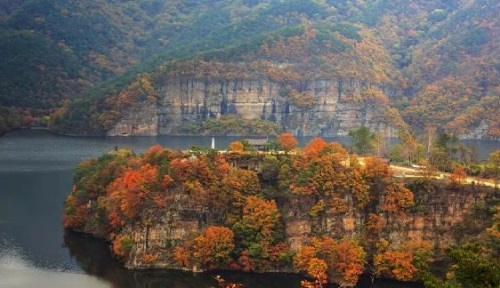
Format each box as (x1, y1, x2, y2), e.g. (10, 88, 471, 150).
(2, 1, 500, 287)
(1, 0, 500, 139)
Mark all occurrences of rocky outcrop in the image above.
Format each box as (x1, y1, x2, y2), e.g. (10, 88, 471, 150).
(122, 180, 492, 270)
(109, 77, 400, 137)
(123, 220, 199, 269)
(107, 102, 159, 136)
(458, 120, 498, 140)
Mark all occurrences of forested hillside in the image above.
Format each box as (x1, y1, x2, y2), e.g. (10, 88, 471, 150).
(1, 0, 499, 138)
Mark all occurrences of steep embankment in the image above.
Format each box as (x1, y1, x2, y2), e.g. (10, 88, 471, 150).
(63, 142, 500, 286)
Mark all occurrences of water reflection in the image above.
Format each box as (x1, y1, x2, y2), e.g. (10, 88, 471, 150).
(63, 231, 309, 288)
(64, 231, 223, 288)
(63, 232, 423, 288)
(0, 246, 110, 288)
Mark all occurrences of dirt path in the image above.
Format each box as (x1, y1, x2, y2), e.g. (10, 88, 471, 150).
(390, 165, 497, 188)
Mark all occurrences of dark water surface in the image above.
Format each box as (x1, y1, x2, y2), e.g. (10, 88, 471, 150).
(1, 130, 497, 288)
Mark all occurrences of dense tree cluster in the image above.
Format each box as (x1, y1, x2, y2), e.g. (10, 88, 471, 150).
(64, 135, 446, 287)
(64, 135, 500, 286)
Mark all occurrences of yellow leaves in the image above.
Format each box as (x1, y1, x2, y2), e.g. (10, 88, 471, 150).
(363, 156, 391, 182)
(329, 197, 349, 215)
(242, 196, 280, 239)
(162, 174, 173, 189)
(294, 246, 318, 272)
(374, 239, 434, 282)
(361, 88, 389, 105)
(290, 90, 316, 110)
(308, 199, 325, 217)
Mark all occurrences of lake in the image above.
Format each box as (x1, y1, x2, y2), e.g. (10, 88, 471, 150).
(0, 129, 497, 288)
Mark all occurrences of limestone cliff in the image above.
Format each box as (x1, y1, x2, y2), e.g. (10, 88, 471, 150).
(121, 179, 493, 270)
(107, 78, 402, 137)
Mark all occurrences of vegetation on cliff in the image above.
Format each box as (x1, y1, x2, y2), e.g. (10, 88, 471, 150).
(63, 135, 500, 287)
(2, 0, 499, 138)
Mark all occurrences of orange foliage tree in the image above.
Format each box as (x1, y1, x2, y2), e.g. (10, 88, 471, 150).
(301, 258, 328, 288)
(374, 250, 416, 281)
(302, 137, 329, 158)
(228, 141, 244, 153)
(173, 246, 192, 268)
(289, 139, 371, 233)
(380, 182, 414, 213)
(331, 238, 367, 287)
(105, 164, 158, 228)
(294, 237, 366, 287)
(278, 133, 298, 153)
(193, 226, 235, 269)
(449, 165, 467, 185)
(63, 193, 89, 230)
(232, 196, 287, 271)
(373, 239, 433, 282)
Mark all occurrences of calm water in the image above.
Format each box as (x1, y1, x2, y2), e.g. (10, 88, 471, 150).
(0, 129, 497, 288)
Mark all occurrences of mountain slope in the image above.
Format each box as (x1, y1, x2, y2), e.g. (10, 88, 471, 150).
(0, 0, 499, 138)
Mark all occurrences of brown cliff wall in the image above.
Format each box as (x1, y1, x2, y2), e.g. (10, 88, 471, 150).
(108, 78, 400, 137)
(123, 180, 493, 270)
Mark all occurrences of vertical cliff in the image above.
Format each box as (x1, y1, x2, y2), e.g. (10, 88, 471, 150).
(120, 179, 494, 270)
(108, 77, 402, 137)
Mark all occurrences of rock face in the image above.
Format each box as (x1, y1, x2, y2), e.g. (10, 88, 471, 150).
(107, 102, 159, 136)
(124, 220, 199, 269)
(458, 120, 494, 140)
(108, 77, 399, 137)
(122, 180, 491, 270)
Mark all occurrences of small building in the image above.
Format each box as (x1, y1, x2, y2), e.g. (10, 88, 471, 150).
(245, 136, 269, 151)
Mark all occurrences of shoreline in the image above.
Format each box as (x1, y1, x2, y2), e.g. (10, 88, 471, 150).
(2, 127, 499, 141)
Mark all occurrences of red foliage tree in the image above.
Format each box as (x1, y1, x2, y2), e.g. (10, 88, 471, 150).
(303, 137, 329, 158)
(105, 164, 158, 227)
